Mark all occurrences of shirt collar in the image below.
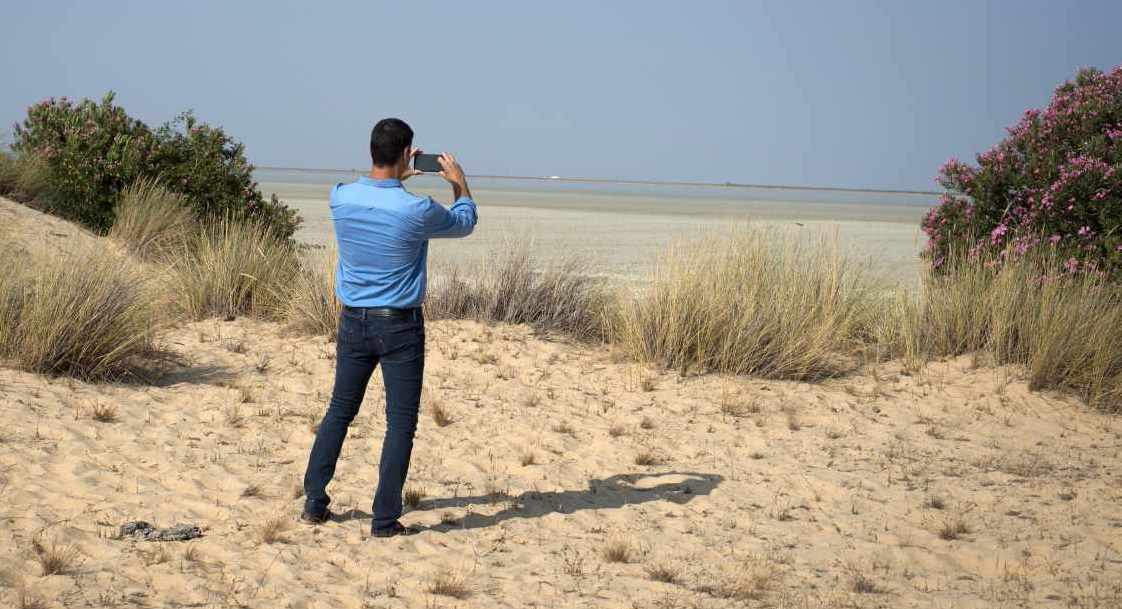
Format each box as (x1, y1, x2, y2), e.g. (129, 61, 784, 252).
(358, 176, 402, 188)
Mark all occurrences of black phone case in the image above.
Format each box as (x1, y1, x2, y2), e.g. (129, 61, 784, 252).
(414, 154, 442, 173)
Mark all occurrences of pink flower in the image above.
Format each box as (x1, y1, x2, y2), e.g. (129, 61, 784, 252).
(1049, 234, 1062, 245)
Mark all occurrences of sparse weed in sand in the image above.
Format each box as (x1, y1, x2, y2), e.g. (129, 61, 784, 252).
(254, 354, 272, 373)
(256, 516, 290, 544)
(427, 569, 471, 599)
(634, 450, 661, 466)
(32, 536, 81, 576)
(602, 537, 636, 563)
(429, 399, 454, 427)
(90, 401, 118, 423)
(241, 483, 264, 498)
(700, 554, 782, 601)
(645, 560, 681, 584)
(15, 585, 48, 609)
(519, 450, 537, 466)
(552, 421, 576, 437)
(608, 423, 628, 437)
(403, 486, 426, 509)
(639, 415, 655, 430)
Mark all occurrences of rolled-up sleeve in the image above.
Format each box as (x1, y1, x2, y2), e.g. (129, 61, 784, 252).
(422, 196, 477, 239)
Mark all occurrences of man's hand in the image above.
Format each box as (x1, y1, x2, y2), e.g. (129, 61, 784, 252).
(400, 147, 424, 181)
(438, 153, 471, 200)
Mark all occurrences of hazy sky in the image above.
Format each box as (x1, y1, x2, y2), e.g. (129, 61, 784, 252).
(2, 1, 1120, 190)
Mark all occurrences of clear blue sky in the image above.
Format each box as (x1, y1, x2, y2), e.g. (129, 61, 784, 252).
(2, 1, 1120, 190)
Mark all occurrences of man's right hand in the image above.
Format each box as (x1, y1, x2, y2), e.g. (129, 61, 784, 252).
(438, 153, 471, 200)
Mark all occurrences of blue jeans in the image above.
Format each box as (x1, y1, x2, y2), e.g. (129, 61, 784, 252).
(303, 308, 425, 531)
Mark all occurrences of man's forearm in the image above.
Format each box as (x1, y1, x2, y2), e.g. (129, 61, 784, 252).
(452, 180, 472, 201)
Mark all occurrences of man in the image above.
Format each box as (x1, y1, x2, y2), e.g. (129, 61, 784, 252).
(302, 118, 477, 537)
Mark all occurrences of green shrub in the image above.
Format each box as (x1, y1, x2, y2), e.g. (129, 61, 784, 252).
(148, 112, 299, 239)
(11, 92, 300, 238)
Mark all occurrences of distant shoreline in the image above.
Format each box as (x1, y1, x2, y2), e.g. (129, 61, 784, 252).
(255, 165, 942, 197)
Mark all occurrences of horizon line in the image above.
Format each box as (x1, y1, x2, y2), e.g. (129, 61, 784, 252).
(255, 165, 943, 197)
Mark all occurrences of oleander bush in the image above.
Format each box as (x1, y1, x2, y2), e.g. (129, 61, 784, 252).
(923, 65, 1122, 277)
(8, 92, 300, 238)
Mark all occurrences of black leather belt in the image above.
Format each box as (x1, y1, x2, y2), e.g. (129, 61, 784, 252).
(343, 306, 423, 321)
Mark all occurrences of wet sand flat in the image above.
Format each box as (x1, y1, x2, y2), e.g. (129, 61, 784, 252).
(263, 177, 934, 285)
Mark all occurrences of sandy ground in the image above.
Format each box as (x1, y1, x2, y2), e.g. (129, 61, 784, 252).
(1, 196, 1121, 608)
(2, 317, 1121, 609)
(263, 180, 932, 286)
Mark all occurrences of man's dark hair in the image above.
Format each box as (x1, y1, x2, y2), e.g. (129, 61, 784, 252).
(370, 118, 414, 167)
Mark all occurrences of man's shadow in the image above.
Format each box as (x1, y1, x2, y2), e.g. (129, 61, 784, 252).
(393, 471, 721, 532)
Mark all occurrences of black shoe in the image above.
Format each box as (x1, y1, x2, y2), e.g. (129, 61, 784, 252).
(371, 521, 419, 538)
(300, 508, 333, 524)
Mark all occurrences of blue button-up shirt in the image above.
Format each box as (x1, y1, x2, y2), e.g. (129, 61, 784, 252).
(331, 176, 477, 308)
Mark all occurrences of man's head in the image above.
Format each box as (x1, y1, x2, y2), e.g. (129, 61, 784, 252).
(370, 118, 414, 170)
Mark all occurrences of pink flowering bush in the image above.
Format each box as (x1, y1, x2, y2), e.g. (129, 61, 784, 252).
(923, 66, 1122, 277)
(9, 92, 300, 239)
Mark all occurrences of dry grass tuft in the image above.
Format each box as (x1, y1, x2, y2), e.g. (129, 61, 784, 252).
(403, 486, 426, 509)
(256, 516, 290, 545)
(169, 216, 297, 321)
(89, 402, 118, 423)
(32, 537, 81, 576)
(602, 537, 635, 563)
(0, 152, 51, 203)
(703, 555, 781, 601)
(430, 400, 454, 427)
(0, 240, 161, 379)
(612, 227, 874, 380)
(873, 249, 1122, 410)
(427, 569, 471, 599)
(645, 561, 681, 584)
(108, 178, 195, 261)
(634, 450, 661, 466)
(285, 246, 340, 338)
(427, 237, 608, 341)
(15, 585, 48, 609)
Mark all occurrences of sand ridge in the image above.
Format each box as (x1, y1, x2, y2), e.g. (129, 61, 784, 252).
(1, 317, 1120, 608)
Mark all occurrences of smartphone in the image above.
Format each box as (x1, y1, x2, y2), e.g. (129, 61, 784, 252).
(413, 153, 442, 173)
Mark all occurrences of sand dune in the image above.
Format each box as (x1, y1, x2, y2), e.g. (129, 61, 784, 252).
(2, 315, 1121, 608)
